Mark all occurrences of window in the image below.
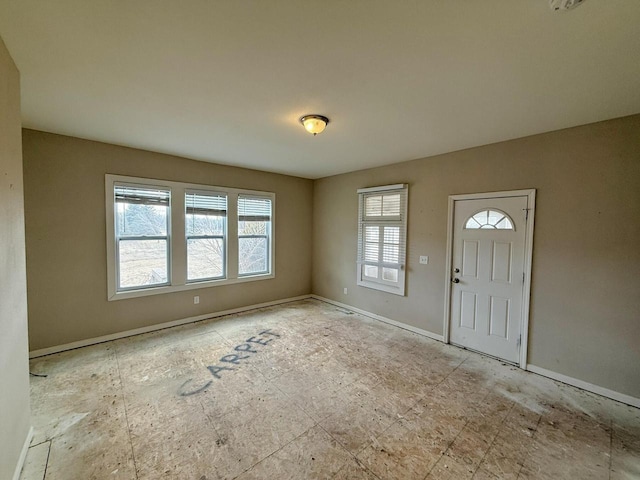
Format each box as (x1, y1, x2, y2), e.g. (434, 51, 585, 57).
(106, 175, 274, 300)
(114, 185, 170, 291)
(356, 184, 408, 295)
(464, 209, 514, 230)
(186, 191, 227, 282)
(238, 195, 272, 276)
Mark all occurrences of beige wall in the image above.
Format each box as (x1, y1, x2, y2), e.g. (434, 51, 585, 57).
(22, 130, 313, 351)
(313, 115, 640, 399)
(21, 115, 640, 400)
(0, 36, 31, 479)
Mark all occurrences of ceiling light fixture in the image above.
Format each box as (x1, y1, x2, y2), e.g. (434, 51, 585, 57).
(300, 115, 329, 136)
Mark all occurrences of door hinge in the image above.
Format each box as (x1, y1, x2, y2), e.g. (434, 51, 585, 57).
(523, 272, 525, 284)
(517, 334, 522, 349)
(523, 207, 530, 221)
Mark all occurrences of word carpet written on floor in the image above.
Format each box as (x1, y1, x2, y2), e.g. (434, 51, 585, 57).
(178, 329, 280, 396)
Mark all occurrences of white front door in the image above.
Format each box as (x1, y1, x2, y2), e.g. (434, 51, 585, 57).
(449, 195, 529, 364)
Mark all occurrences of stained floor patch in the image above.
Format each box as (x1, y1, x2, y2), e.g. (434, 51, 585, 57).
(20, 299, 640, 479)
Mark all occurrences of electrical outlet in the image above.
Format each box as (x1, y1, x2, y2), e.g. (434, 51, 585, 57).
(419, 255, 429, 265)
(343, 287, 348, 295)
(194, 295, 200, 304)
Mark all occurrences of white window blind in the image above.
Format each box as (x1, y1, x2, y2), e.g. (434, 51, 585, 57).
(185, 192, 227, 217)
(356, 184, 408, 295)
(238, 196, 271, 221)
(115, 185, 170, 206)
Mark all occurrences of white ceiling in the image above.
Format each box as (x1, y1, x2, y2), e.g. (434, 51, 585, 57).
(0, 1, 639, 179)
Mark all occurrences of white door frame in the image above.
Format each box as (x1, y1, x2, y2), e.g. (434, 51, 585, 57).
(443, 189, 536, 369)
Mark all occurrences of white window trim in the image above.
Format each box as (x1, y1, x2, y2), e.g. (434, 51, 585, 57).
(185, 188, 228, 283)
(106, 174, 275, 301)
(356, 183, 408, 296)
(113, 182, 172, 292)
(237, 193, 273, 277)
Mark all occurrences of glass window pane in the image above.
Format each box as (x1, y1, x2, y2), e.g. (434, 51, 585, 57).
(495, 217, 513, 229)
(118, 239, 168, 289)
(239, 237, 267, 275)
(382, 268, 398, 282)
(465, 218, 481, 229)
(465, 210, 514, 230)
(238, 220, 267, 236)
(238, 197, 271, 218)
(364, 195, 382, 216)
(384, 226, 400, 244)
(383, 244, 399, 263)
(364, 265, 378, 278)
(187, 238, 224, 281)
(187, 214, 225, 236)
(365, 226, 379, 242)
(186, 193, 227, 236)
(382, 194, 401, 216)
(364, 242, 379, 261)
(473, 211, 488, 225)
(238, 196, 271, 276)
(487, 210, 504, 225)
(116, 203, 168, 236)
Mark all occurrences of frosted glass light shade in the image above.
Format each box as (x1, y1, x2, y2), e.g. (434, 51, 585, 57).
(300, 115, 329, 135)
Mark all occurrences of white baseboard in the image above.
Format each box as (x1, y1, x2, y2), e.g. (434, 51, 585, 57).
(311, 295, 445, 342)
(13, 426, 33, 480)
(526, 364, 640, 409)
(29, 295, 312, 358)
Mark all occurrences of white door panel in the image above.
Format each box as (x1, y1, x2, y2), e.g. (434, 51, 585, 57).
(491, 242, 512, 283)
(460, 291, 477, 329)
(462, 241, 479, 278)
(489, 296, 509, 338)
(449, 196, 528, 363)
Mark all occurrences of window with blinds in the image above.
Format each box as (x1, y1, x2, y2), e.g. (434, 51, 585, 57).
(356, 184, 408, 295)
(186, 192, 227, 282)
(114, 184, 170, 291)
(107, 175, 275, 300)
(238, 195, 272, 276)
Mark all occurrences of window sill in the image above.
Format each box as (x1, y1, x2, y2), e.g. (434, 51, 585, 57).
(108, 273, 275, 301)
(357, 279, 405, 296)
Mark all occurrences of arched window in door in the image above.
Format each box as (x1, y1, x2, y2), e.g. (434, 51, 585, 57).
(464, 209, 514, 230)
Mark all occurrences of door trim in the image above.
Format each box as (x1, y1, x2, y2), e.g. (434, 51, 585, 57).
(443, 189, 536, 369)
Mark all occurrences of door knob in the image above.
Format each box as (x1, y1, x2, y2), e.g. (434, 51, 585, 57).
(452, 278, 460, 283)
(454, 268, 460, 273)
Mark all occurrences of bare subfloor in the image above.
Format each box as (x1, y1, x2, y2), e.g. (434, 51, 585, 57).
(21, 300, 640, 479)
